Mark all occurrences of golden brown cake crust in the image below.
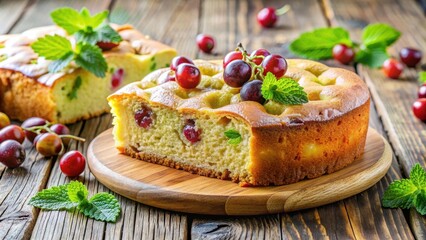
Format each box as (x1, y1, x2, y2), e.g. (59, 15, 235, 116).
(110, 59, 371, 186)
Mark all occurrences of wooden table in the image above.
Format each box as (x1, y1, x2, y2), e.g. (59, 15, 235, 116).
(1, 0, 425, 239)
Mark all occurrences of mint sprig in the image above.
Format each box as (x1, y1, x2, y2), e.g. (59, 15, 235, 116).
(31, 35, 107, 77)
(289, 27, 353, 60)
(29, 181, 121, 223)
(224, 129, 242, 145)
(261, 72, 308, 105)
(290, 23, 400, 68)
(382, 164, 426, 215)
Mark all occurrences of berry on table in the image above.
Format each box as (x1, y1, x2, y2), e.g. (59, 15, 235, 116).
(257, 5, 290, 28)
(0, 140, 25, 168)
(399, 48, 422, 68)
(223, 60, 252, 88)
(50, 124, 70, 136)
(418, 84, 426, 99)
(223, 51, 244, 68)
(332, 44, 355, 65)
(59, 150, 86, 177)
(0, 112, 10, 129)
(0, 125, 25, 144)
(35, 133, 63, 157)
(21, 117, 48, 143)
(196, 34, 215, 54)
(413, 98, 426, 121)
(240, 80, 265, 104)
(383, 59, 404, 79)
(170, 56, 194, 71)
(262, 54, 287, 78)
(176, 63, 201, 89)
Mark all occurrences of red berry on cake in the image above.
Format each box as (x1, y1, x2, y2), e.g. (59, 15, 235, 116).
(196, 34, 215, 54)
(176, 63, 201, 89)
(240, 80, 265, 104)
(223, 51, 243, 68)
(171, 56, 194, 71)
(134, 106, 154, 129)
(250, 49, 271, 65)
(223, 60, 252, 88)
(262, 54, 287, 78)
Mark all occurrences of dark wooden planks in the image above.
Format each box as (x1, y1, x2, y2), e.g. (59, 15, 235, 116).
(325, 0, 426, 238)
(0, 0, 31, 34)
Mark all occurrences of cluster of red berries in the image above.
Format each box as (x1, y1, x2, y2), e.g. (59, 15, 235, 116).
(0, 113, 86, 177)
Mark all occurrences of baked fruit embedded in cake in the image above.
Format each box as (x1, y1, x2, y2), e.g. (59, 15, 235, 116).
(108, 51, 370, 186)
(0, 8, 177, 124)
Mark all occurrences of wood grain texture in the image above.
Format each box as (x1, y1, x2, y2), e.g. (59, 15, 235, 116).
(324, 0, 426, 238)
(87, 128, 392, 215)
(0, 0, 30, 34)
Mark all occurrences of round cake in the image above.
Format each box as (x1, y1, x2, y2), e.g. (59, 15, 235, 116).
(108, 58, 370, 186)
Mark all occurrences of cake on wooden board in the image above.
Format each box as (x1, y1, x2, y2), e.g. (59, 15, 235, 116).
(108, 58, 370, 186)
(0, 8, 176, 124)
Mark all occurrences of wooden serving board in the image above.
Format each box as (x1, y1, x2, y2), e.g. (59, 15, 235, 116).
(87, 128, 392, 216)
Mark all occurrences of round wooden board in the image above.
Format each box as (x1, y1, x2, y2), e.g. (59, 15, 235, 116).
(88, 128, 392, 216)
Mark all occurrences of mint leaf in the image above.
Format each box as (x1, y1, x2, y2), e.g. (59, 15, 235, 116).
(415, 190, 426, 215)
(355, 45, 389, 68)
(96, 24, 122, 43)
(261, 72, 308, 105)
(31, 35, 73, 60)
(419, 72, 426, 84)
(410, 164, 426, 188)
(78, 193, 121, 222)
(224, 129, 242, 145)
(67, 181, 88, 203)
(29, 185, 77, 210)
(75, 29, 99, 45)
(51, 8, 86, 34)
(289, 27, 352, 59)
(80, 8, 108, 29)
(75, 44, 107, 77)
(362, 23, 400, 48)
(48, 51, 74, 73)
(382, 179, 418, 209)
(67, 76, 82, 100)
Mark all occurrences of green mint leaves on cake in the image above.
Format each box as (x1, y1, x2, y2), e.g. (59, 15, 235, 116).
(224, 129, 242, 145)
(32, 35, 107, 77)
(382, 164, 426, 215)
(31, 7, 121, 77)
(290, 23, 400, 68)
(51, 7, 122, 45)
(29, 181, 121, 222)
(261, 72, 308, 105)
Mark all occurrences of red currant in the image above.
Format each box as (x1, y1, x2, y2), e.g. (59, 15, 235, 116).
(183, 119, 201, 143)
(0, 140, 25, 168)
(170, 56, 194, 71)
(36, 133, 63, 157)
(257, 7, 277, 28)
(21, 117, 47, 143)
(240, 80, 265, 104)
(0, 125, 25, 144)
(97, 42, 119, 51)
(134, 106, 154, 129)
(413, 98, 426, 121)
(250, 49, 271, 65)
(59, 150, 86, 177)
(0, 112, 10, 129)
(223, 51, 243, 68)
(332, 44, 355, 65)
(262, 54, 287, 78)
(176, 63, 201, 89)
(111, 68, 124, 89)
(399, 48, 422, 68)
(383, 59, 403, 79)
(418, 84, 426, 98)
(196, 34, 215, 54)
(223, 60, 252, 88)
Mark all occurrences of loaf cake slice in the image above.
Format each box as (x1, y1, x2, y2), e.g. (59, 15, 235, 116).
(0, 25, 176, 124)
(108, 59, 370, 186)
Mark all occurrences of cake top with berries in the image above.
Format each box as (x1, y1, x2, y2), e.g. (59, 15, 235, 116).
(109, 48, 370, 127)
(0, 7, 174, 85)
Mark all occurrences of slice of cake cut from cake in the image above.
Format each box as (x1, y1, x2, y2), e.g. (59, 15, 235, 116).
(0, 24, 176, 124)
(108, 58, 370, 186)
